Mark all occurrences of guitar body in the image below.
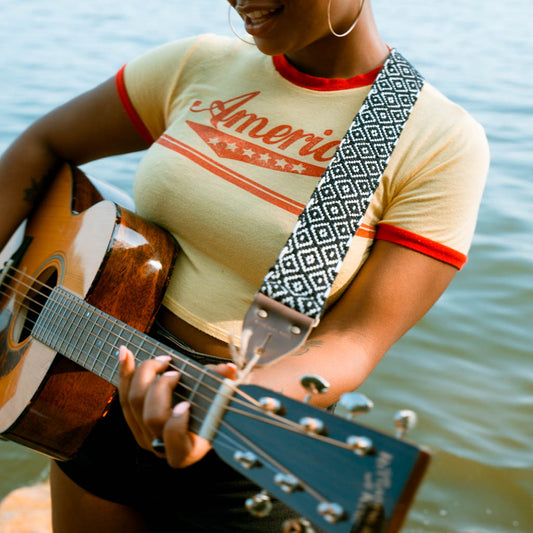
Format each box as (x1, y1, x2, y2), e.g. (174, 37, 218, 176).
(0, 166, 431, 532)
(0, 164, 177, 459)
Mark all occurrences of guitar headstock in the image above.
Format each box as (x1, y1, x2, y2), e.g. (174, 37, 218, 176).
(212, 384, 430, 533)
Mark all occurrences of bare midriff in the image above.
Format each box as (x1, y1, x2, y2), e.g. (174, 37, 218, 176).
(157, 306, 233, 360)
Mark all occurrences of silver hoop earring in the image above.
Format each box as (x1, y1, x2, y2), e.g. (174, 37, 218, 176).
(228, 5, 255, 45)
(327, 0, 366, 38)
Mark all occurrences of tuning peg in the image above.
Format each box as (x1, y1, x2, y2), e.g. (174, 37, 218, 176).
(339, 392, 374, 420)
(274, 473, 301, 493)
(234, 450, 260, 469)
(394, 409, 417, 439)
(282, 517, 316, 532)
(258, 396, 284, 414)
(346, 434, 375, 456)
(300, 374, 330, 403)
(245, 490, 273, 518)
(317, 502, 346, 524)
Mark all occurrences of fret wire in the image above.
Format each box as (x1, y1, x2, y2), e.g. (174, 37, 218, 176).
(47, 295, 63, 349)
(58, 291, 83, 363)
(71, 305, 90, 364)
(149, 337, 173, 359)
(132, 329, 151, 363)
(93, 311, 107, 367)
(80, 303, 97, 368)
(83, 306, 96, 372)
(41, 294, 56, 345)
(41, 289, 62, 353)
(59, 294, 78, 358)
(59, 292, 79, 359)
(37, 295, 53, 347)
(99, 310, 115, 381)
(90, 311, 107, 376)
(123, 323, 138, 358)
(187, 370, 204, 406)
(38, 292, 55, 347)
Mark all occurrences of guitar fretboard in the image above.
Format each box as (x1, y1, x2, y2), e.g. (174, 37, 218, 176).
(33, 286, 223, 434)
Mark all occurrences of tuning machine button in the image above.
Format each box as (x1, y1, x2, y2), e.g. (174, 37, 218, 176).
(234, 450, 260, 469)
(258, 396, 284, 414)
(300, 375, 330, 404)
(274, 473, 301, 493)
(245, 490, 273, 517)
(339, 392, 374, 419)
(282, 517, 316, 532)
(299, 416, 326, 435)
(346, 435, 375, 456)
(317, 502, 346, 524)
(394, 409, 417, 439)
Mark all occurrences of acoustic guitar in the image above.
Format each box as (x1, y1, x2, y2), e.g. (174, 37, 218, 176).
(0, 164, 430, 532)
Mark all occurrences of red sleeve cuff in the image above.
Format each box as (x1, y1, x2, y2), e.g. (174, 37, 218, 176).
(115, 65, 154, 146)
(376, 223, 467, 269)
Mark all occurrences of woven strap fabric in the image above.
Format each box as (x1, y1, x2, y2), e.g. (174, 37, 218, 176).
(258, 49, 424, 320)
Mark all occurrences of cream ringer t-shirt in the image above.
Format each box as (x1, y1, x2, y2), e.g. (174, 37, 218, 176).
(116, 34, 489, 344)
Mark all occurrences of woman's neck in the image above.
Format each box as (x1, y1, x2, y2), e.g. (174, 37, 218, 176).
(285, 8, 389, 79)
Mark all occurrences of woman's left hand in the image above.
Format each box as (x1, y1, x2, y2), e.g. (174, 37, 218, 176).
(117, 346, 236, 468)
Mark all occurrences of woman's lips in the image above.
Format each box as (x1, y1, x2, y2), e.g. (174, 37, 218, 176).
(237, 6, 283, 35)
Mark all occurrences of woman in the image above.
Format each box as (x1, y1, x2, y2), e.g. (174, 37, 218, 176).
(0, 0, 489, 531)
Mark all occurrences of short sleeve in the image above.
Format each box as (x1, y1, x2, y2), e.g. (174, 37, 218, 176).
(375, 83, 490, 269)
(115, 35, 210, 143)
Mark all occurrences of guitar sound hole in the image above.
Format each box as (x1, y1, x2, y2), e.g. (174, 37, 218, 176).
(12, 267, 58, 344)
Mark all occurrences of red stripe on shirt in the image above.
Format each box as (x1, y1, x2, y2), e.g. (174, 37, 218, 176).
(273, 55, 382, 91)
(357, 223, 376, 239)
(157, 134, 306, 215)
(376, 223, 467, 269)
(115, 65, 154, 145)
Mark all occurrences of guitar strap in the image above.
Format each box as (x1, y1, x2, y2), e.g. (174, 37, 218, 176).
(240, 49, 425, 365)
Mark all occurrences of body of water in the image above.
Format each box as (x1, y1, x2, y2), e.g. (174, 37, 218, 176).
(0, 1, 531, 531)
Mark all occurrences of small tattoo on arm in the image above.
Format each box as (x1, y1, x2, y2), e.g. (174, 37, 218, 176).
(23, 170, 55, 206)
(23, 178, 44, 205)
(292, 339, 324, 357)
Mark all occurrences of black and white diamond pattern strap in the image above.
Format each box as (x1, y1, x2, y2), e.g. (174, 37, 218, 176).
(258, 49, 424, 320)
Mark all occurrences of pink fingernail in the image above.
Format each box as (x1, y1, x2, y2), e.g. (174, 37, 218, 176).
(118, 346, 127, 363)
(162, 371, 179, 378)
(172, 401, 190, 417)
(155, 355, 172, 363)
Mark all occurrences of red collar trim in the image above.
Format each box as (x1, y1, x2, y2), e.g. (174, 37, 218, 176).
(272, 54, 382, 91)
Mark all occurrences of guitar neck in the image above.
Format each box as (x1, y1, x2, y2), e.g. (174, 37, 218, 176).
(32, 286, 221, 434)
(30, 290, 429, 533)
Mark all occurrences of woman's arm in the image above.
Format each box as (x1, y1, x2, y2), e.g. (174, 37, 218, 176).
(0, 76, 148, 250)
(247, 239, 456, 404)
(118, 239, 456, 467)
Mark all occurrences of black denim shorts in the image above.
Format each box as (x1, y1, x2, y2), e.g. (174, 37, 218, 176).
(55, 322, 299, 532)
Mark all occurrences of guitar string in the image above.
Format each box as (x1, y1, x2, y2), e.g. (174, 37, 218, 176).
(0, 267, 293, 415)
(0, 267, 359, 451)
(0, 270, 288, 423)
(0, 269, 362, 500)
(1, 266, 245, 387)
(0, 267, 358, 453)
(2, 274, 360, 452)
(0, 266, 304, 418)
(216, 415, 334, 505)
